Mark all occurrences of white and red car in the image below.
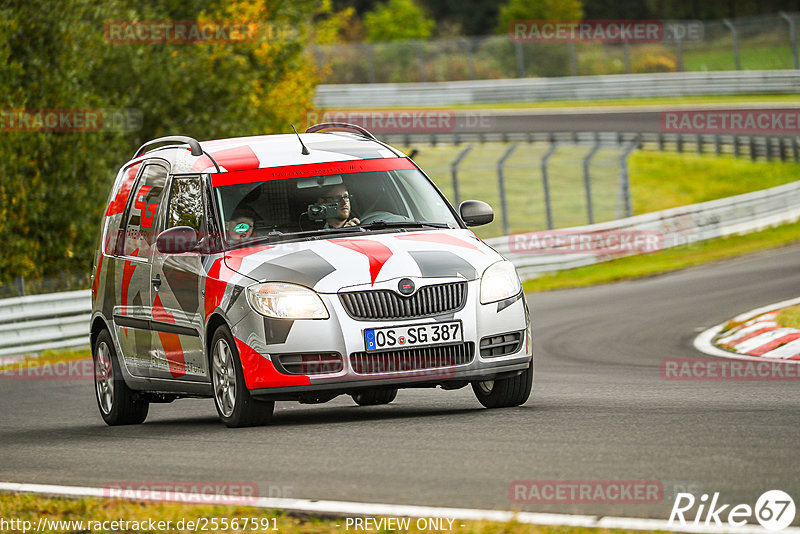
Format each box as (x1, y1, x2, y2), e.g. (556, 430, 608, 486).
(91, 123, 533, 427)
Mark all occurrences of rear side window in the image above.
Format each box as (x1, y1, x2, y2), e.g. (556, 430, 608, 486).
(121, 163, 168, 258)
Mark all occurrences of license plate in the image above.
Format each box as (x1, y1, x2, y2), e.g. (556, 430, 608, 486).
(364, 321, 462, 352)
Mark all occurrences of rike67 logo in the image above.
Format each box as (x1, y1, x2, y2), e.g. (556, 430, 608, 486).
(669, 490, 796, 531)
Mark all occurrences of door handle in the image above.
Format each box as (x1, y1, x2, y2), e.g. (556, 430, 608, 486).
(152, 274, 162, 290)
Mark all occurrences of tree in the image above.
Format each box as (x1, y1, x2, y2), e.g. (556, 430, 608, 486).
(0, 0, 345, 285)
(363, 0, 435, 41)
(496, 0, 584, 34)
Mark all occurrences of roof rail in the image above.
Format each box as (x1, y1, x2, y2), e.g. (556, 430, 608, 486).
(133, 135, 221, 173)
(306, 122, 377, 141)
(134, 136, 203, 159)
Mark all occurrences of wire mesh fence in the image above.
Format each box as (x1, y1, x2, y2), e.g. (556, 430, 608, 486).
(314, 12, 800, 84)
(406, 141, 627, 239)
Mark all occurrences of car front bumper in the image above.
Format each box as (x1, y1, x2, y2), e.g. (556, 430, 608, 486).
(231, 279, 532, 394)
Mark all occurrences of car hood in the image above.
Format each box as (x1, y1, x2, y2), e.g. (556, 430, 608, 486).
(223, 229, 504, 293)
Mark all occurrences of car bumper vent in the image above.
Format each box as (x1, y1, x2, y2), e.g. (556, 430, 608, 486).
(479, 332, 523, 357)
(349, 342, 474, 374)
(339, 281, 467, 320)
(275, 353, 343, 375)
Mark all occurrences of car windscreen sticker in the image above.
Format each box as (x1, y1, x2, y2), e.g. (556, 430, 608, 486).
(233, 222, 250, 234)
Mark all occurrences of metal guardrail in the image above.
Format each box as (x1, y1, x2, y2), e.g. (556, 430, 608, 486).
(0, 290, 90, 358)
(489, 179, 800, 279)
(381, 132, 800, 159)
(1, 178, 798, 357)
(315, 70, 800, 107)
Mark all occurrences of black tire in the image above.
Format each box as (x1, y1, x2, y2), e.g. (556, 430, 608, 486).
(210, 325, 274, 428)
(351, 388, 398, 406)
(472, 360, 533, 408)
(93, 329, 149, 426)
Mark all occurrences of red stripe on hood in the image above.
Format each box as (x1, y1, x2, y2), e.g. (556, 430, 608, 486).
(395, 232, 480, 250)
(331, 238, 393, 285)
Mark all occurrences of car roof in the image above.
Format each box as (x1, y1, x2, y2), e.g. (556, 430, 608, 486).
(134, 132, 404, 175)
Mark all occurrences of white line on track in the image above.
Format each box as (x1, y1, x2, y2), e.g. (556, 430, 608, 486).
(1, 482, 798, 533)
(694, 296, 800, 362)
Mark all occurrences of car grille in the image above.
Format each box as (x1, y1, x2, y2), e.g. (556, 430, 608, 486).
(479, 331, 524, 357)
(349, 342, 475, 375)
(274, 353, 343, 375)
(339, 282, 467, 320)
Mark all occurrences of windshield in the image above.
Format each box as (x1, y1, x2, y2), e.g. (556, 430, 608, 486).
(213, 166, 460, 246)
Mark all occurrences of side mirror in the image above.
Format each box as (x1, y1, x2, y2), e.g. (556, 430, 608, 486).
(459, 200, 494, 227)
(156, 226, 198, 254)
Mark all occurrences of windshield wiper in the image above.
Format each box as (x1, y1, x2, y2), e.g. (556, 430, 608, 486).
(228, 221, 449, 249)
(360, 220, 452, 230)
(242, 226, 365, 246)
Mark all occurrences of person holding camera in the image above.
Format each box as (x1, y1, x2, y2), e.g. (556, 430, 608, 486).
(316, 183, 360, 228)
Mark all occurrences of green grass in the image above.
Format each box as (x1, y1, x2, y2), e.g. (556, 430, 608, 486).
(406, 145, 800, 239)
(629, 151, 800, 214)
(522, 219, 800, 293)
(334, 94, 800, 110)
(682, 42, 795, 72)
(408, 143, 622, 237)
(776, 305, 800, 329)
(0, 493, 652, 534)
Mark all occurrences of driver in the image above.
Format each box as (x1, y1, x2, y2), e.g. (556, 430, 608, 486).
(317, 184, 360, 228)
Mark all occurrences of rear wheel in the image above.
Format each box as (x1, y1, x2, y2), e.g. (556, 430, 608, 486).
(211, 326, 274, 428)
(472, 361, 533, 408)
(351, 388, 398, 406)
(93, 329, 149, 426)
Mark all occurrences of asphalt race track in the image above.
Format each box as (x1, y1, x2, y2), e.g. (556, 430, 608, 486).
(1, 245, 799, 522)
(442, 105, 800, 135)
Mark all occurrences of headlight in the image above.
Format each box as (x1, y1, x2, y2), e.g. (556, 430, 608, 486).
(480, 261, 521, 304)
(247, 283, 329, 319)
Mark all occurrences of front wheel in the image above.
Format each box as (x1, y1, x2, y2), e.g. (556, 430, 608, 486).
(472, 361, 533, 408)
(351, 388, 398, 406)
(211, 326, 274, 428)
(93, 330, 149, 426)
